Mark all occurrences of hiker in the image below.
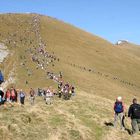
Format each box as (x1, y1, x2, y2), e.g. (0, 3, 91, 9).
(0, 95, 2, 105)
(38, 88, 42, 96)
(45, 87, 53, 105)
(58, 82, 63, 90)
(113, 96, 125, 130)
(19, 89, 26, 105)
(0, 70, 4, 84)
(58, 88, 62, 98)
(29, 88, 35, 105)
(63, 87, 69, 100)
(67, 85, 75, 99)
(68, 89, 72, 99)
(128, 98, 140, 134)
(58, 82, 63, 98)
(0, 87, 4, 105)
(59, 71, 62, 79)
(71, 86, 75, 96)
(63, 83, 71, 100)
(0, 87, 4, 98)
(41, 89, 45, 97)
(5, 88, 11, 103)
(10, 87, 18, 103)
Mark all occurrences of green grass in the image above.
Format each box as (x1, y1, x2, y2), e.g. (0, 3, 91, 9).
(69, 129, 82, 140)
(48, 115, 65, 127)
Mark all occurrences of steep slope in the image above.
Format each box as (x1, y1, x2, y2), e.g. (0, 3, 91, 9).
(0, 13, 140, 140)
(0, 13, 140, 89)
(41, 16, 140, 87)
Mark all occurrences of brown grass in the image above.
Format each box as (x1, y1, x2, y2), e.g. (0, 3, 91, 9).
(0, 13, 140, 140)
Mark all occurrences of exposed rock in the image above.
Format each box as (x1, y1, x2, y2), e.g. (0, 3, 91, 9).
(0, 43, 9, 63)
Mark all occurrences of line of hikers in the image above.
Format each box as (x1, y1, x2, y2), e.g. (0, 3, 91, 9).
(0, 82, 75, 106)
(46, 71, 75, 101)
(38, 82, 75, 104)
(38, 87, 54, 105)
(113, 96, 140, 135)
(47, 71, 62, 82)
(57, 82, 75, 100)
(0, 87, 26, 106)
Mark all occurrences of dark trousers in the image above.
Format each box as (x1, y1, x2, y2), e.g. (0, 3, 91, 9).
(58, 92, 62, 98)
(11, 96, 16, 102)
(20, 97, 25, 105)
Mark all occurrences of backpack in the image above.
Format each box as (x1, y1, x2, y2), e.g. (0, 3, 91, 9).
(133, 104, 140, 118)
(114, 102, 123, 113)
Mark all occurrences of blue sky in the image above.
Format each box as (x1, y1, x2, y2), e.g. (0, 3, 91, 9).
(0, 0, 140, 44)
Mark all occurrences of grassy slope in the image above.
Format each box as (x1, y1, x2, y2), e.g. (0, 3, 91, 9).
(116, 42, 140, 60)
(0, 13, 140, 140)
(41, 16, 140, 86)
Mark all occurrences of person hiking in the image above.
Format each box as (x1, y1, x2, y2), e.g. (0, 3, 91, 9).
(128, 98, 140, 134)
(70, 85, 75, 96)
(38, 88, 43, 96)
(10, 87, 17, 103)
(0, 87, 4, 105)
(0, 95, 2, 105)
(58, 88, 62, 98)
(45, 87, 53, 105)
(0, 70, 4, 85)
(19, 89, 26, 105)
(63, 87, 69, 100)
(67, 85, 75, 100)
(113, 96, 125, 130)
(29, 88, 35, 105)
(63, 83, 70, 100)
(5, 88, 11, 103)
(58, 82, 63, 90)
(58, 82, 63, 98)
(59, 71, 62, 79)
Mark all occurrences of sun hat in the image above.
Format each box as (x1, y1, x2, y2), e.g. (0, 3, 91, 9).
(117, 96, 122, 101)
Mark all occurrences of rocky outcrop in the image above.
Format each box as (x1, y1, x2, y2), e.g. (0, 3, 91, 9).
(0, 43, 9, 63)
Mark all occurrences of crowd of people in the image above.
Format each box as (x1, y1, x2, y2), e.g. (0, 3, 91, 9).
(1, 70, 140, 136)
(0, 87, 26, 106)
(46, 71, 75, 100)
(37, 81, 75, 104)
(0, 69, 76, 106)
(0, 83, 76, 107)
(113, 96, 140, 135)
